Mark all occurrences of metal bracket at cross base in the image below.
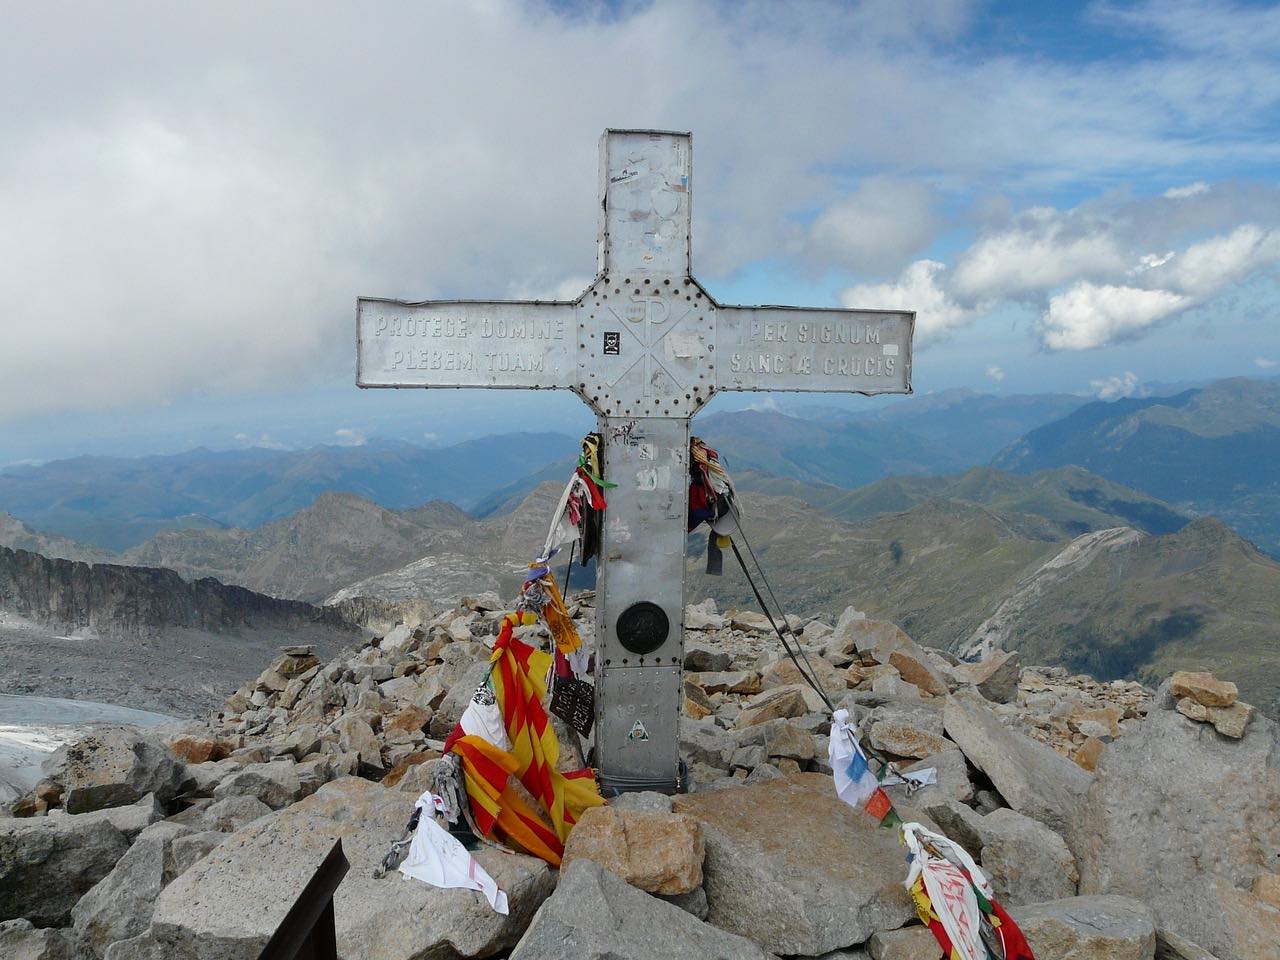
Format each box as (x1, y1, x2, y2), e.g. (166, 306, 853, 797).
(356, 129, 915, 793)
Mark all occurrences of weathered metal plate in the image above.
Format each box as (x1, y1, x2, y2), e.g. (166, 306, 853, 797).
(356, 299, 577, 389)
(598, 129, 692, 277)
(715, 306, 914, 394)
(575, 276, 715, 417)
(594, 664, 682, 793)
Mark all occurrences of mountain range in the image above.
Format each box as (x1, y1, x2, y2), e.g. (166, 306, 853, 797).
(995, 377, 1280, 556)
(2, 376, 1279, 715)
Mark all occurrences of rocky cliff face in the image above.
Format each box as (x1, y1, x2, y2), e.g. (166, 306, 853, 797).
(0, 547, 343, 637)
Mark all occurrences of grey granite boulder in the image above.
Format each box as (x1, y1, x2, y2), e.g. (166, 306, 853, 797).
(0, 812, 129, 925)
(943, 692, 1091, 835)
(509, 860, 778, 960)
(145, 777, 555, 959)
(63, 729, 186, 814)
(673, 774, 915, 955)
(0, 919, 76, 959)
(211, 760, 309, 810)
(1011, 895, 1156, 960)
(1073, 700, 1280, 959)
(71, 821, 195, 958)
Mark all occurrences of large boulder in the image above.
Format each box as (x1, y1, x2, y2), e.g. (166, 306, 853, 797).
(0, 812, 129, 925)
(953, 650, 1020, 704)
(145, 777, 555, 959)
(673, 774, 915, 955)
(71, 821, 194, 958)
(1011, 895, 1156, 960)
(211, 761, 310, 810)
(62, 729, 186, 814)
(943, 693, 1091, 836)
(0, 919, 76, 960)
(1073, 697, 1280, 959)
(561, 806, 704, 895)
(508, 859, 778, 960)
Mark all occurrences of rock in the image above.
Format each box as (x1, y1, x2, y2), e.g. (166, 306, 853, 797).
(684, 640, 730, 671)
(330, 715, 383, 772)
(385, 703, 433, 736)
(688, 670, 761, 696)
(610, 791, 674, 813)
(149, 778, 555, 959)
(762, 656, 844, 694)
(1176, 697, 1210, 722)
(203, 794, 275, 830)
(508, 859, 777, 960)
(0, 919, 76, 960)
(673, 774, 915, 955)
(886, 749, 973, 806)
(867, 926, 943, 959)
(865, 701, 948, 760)
(1207, 701, 1254, 739)
(168, 830, 226, 876)
(683, 681, 714, 720)
(382, 751, 442, 789)
(1256, 872, 1280, 909)
(0, 811, 129, 925)
(684, 605, 726, 632)
(955, 650, 1020, 704)
(735, 687, 808, 727)
(561, 806, 704, 895)
(56, 792, 164, 842)
(974, 808, 1079, 905)
(728, 610, 773, 634)
(211, 761, 309, 810)
(1170, 671, 1237, 708)
(1074, 736, 1106, 772)
(71, 821, 193, 958)
(743, 719, 816, 762)
(680, 719, 733, 771)
(660, 886, 709, 920)
(164, 735, 231, 765)
(1156, 929, 1225, 960)
(1074, 701, 1280, 959)
(63, 729, 186, 814)
(1011, 895, 1156, 960)
(943, 693, 1091, 836)
(887, 649, 949, 697)
(428, 661, 491, 738)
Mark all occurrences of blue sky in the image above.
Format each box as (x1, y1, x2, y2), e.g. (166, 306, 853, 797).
(1, 0, 1278, 464)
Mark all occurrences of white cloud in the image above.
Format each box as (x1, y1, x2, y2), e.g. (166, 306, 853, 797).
(1089, 371, 1144, 401)
(842, 260, 978, 347)
(985, 365, 1005, 381)
(422, 431, 440, 443)
(3, 1, 1280, 420)
(1040, 282, 1190, 351)
(951, 211, 1127, 302)
(807, 177, 937, 273)
(333, 427, 366, 446)
(1164, 181, 1210, 199)
(1160, 224, 1280, 297)
(1257, 357, 1279, 369)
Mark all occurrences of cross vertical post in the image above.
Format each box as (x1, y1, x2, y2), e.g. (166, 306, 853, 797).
(356, 128, 915, 795)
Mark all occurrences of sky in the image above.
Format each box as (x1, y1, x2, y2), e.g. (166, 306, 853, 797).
(2, 0, 1279, 464)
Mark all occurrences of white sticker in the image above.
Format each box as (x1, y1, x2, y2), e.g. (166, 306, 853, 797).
(627, 720, 650, 742)
(638, 443, 655, 461)
(636, 468, 658, 490)
(882, 343, 899, 356)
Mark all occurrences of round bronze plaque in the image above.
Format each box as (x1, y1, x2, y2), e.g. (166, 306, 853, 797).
(616, 601, 670, 655)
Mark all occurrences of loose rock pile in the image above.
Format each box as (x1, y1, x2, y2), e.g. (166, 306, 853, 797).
(2, 594, 1277, 960)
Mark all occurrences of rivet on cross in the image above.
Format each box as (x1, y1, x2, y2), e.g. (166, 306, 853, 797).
(357, 129, 915, 793)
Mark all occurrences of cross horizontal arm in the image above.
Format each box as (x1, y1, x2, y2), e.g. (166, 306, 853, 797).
(714, 304, 914, 395)
(357, 298, 578, 390)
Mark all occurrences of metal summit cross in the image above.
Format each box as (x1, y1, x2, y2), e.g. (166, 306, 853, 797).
(357, 129, 914, 793)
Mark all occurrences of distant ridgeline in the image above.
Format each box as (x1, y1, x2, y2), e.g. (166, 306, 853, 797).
(0, 546, 349, 637)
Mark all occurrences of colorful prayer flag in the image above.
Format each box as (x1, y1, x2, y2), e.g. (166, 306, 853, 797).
(829, 708, 898, 826)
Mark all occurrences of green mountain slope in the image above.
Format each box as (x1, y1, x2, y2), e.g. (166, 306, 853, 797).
(994, 378, 1280, 556)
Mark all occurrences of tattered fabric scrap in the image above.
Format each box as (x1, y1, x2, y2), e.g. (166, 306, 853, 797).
(399, 791, 510, 915)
